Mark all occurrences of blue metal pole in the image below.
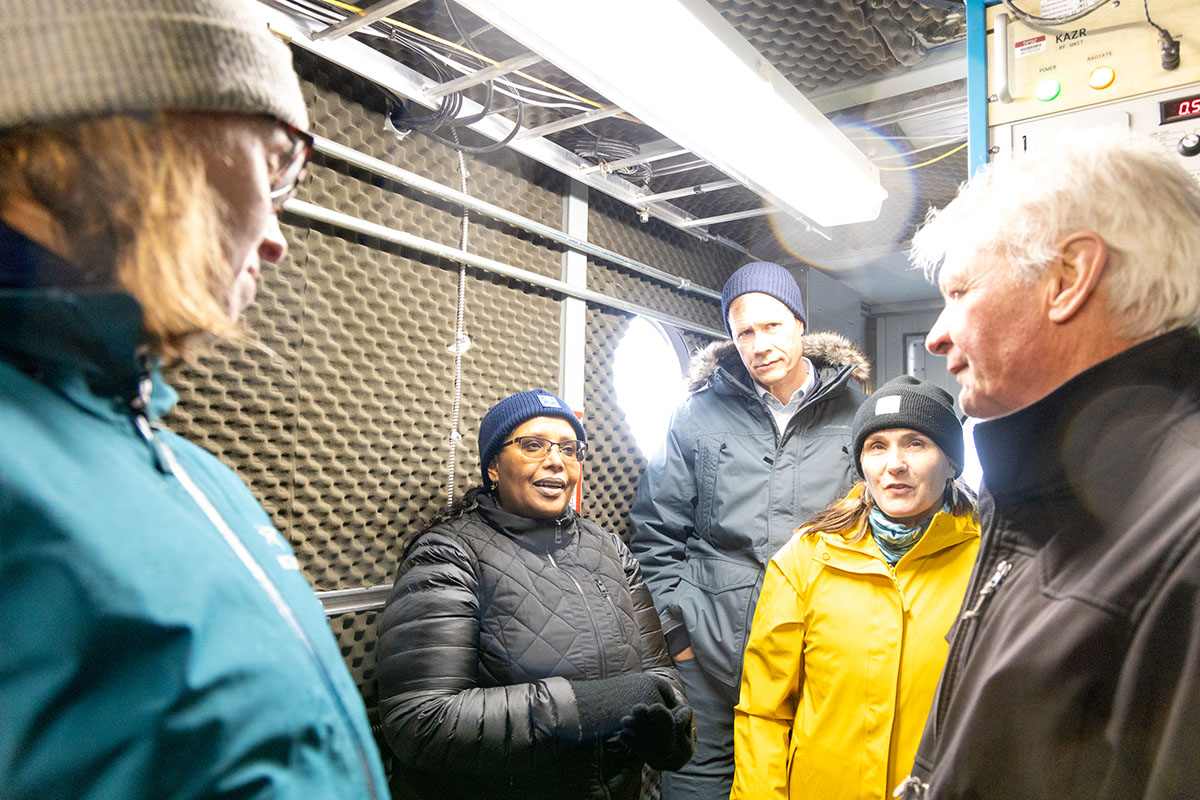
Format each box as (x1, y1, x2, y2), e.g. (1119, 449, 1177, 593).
(966, 0, 997, 175)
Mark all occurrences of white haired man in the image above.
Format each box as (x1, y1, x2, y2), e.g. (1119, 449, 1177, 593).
(896, 134, 1200, 800)
(0, 1, 387, 797)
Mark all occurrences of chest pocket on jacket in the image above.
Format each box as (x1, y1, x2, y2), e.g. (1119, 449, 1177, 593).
(594, 572, 644, 673)
(695, 437, 725, 538)
(695, 433, 774, 551)
(792, 428, 855, 524)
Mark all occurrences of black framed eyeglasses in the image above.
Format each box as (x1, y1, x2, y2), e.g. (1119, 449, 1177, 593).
(269, 120, 314, 212)
(500, 436, 588, 463)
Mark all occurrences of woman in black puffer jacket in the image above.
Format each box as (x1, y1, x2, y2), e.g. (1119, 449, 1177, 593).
(377, 389, 695, 800)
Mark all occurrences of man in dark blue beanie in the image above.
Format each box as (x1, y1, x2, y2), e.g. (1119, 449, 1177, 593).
(630, 260, 870, 800)
(719, 260, 808, 336)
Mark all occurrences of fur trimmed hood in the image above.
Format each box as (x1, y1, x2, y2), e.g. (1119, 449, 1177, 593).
(685, 331, 872, 395)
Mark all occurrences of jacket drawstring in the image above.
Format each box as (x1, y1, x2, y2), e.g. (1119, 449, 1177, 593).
(961, 560, 1013, 620)
(128, 366, 171, 474)
(894, 775, 927, 799)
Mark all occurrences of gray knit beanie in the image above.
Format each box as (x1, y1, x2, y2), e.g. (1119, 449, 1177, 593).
(852, 375, 964, 477)
(720, 261, 807, 336)
(0, 0, 308, 133)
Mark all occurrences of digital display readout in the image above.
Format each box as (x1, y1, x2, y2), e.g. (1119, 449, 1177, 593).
(1161, 94, 1200, 125)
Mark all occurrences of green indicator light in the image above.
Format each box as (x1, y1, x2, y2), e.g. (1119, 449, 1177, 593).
(1036, 79, 1061, 102)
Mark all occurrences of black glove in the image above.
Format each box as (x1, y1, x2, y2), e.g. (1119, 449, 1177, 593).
(572, 673, 674, 742)
(617, 701, 696, 771)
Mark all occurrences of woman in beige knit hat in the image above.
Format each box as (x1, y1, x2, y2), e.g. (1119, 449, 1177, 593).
(0, 2, 387, 797)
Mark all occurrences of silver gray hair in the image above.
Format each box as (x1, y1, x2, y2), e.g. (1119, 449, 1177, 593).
(911, 132, 1200, 340)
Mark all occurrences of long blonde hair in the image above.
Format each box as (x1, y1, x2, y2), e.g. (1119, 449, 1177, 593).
(804, 476, 977, 544)
(0, 114, 236, 361)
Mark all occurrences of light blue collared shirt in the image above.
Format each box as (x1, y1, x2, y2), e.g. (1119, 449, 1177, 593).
(754, 356, 816, 437)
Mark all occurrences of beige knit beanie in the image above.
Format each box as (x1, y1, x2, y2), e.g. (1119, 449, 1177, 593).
(0, 0, 308, 132)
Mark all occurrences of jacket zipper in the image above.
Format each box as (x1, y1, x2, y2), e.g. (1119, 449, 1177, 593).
(960, 560, 1012, 620)
(546, 519, 608, 679)
(895, 558, 1013, 800)
(592, 570, 621, 799)
(894, 775, 928, 799)
(129, 373, 172, 474)
(128, 374, 382, 800)
(545, 523, 612, 798)
(931, 557, 1013, 739)
(594, 577, 621, 640)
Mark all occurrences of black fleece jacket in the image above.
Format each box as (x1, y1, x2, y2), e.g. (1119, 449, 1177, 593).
(905, 328, 1200, 800)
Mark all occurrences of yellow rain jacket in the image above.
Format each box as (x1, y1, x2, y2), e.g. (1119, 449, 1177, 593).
(732, 504, 980, 800)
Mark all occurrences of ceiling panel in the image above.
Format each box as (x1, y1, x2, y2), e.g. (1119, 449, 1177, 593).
(267, 0, 969, 302)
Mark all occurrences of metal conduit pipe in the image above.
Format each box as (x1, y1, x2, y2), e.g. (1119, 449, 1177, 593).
(317, 585, 392, 616)
(312, 135, 724, 302)
(285, 199, 728, 340)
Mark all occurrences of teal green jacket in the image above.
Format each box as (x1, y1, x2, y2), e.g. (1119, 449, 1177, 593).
(0, 283, 388, 798)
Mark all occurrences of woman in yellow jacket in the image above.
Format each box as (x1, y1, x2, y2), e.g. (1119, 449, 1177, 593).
(732, 376, 980, 800)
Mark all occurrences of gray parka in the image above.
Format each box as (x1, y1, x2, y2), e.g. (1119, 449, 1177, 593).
(629, 333, 870, 687)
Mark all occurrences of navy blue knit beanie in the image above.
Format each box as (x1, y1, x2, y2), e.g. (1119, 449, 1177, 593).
(852, 375, 964, 477)
(478, 389, 587, 484)
(720, 261, 807, 336)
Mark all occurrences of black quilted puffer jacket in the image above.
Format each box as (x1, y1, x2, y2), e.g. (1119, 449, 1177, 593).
(377, 492, 684, 800)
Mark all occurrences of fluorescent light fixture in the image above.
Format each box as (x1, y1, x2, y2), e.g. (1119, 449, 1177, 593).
(453, 0, 887, 227)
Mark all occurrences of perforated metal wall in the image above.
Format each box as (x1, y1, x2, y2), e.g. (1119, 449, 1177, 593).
(711, 0, 964, 90)
(580, 308, 641, 538)
(330, 608, 384, 717)
(587, 192, 736, 333)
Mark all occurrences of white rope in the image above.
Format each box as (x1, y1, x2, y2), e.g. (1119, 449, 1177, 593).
(446, 131, 471, 507)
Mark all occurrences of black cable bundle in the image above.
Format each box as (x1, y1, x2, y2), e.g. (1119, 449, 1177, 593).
(560, 132, 652, 184)
(382, 0, 524, 154)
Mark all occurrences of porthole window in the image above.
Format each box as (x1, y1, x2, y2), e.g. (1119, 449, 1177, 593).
(613, 317, 689, 459)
